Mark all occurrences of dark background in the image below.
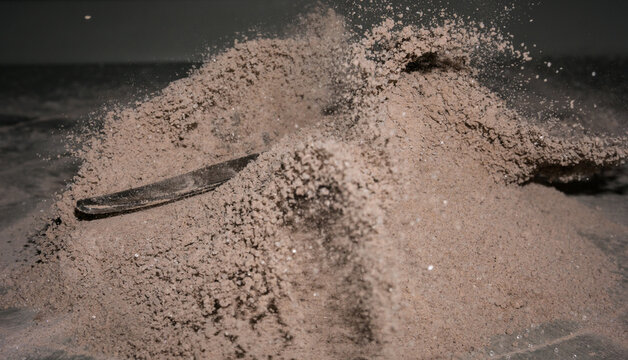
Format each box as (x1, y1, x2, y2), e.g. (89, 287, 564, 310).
(1, 0, 628, 64)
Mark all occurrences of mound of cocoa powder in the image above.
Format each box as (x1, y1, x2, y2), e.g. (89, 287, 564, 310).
(2, 8, 627, 360)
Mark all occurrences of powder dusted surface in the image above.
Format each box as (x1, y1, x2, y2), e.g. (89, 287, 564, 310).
(2, 9, 628, 360)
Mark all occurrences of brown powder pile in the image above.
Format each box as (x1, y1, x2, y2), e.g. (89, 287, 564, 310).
(3, 8, 628, 360)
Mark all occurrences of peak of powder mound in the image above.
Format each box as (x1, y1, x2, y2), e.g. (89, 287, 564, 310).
(340, 17, 626, 184)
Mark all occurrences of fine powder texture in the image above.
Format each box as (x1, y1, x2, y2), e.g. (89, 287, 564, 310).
(3, 9, 628, 359)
